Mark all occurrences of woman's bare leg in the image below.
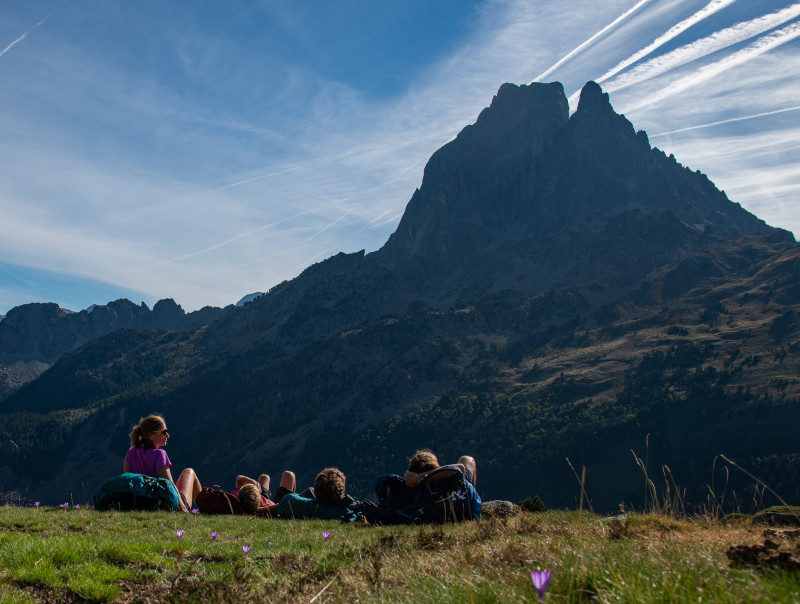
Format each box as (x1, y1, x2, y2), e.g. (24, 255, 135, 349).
(176, 468, 201, 506)
(258, 474, 271, 492)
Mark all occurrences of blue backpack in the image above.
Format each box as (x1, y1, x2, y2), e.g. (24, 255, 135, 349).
(356, 466, 481, 525)
(93, 472, 181, 511)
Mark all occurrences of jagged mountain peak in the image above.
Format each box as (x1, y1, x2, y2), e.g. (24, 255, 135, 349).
(382, 81, 787, 278)
(471, 81, 569, 137)
(213, 81, 794, 357)
(575, 80, 611, 113)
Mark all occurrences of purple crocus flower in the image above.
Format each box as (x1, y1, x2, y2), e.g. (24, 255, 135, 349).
(531, 570, 552, 602)
(34, 501, 40, 509)
(268, 542, 274, 547)
(211, 531, 218, 541)
(19, 506, 23, 510)
(191, 508, 200, 515)
(74, 505, 80, 511)
(59, 502, 69, 509)
(322, 531, 332, 540)
(177, 530, 185, 539)
(242, 545, 252, 555)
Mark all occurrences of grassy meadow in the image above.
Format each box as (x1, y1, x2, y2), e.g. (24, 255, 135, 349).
(0, 504, 798, 603)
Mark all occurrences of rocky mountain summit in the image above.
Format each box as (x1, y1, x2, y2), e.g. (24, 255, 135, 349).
(0, 82, 797, 510)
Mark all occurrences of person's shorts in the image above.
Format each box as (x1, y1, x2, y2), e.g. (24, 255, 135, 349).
(273, 485, 293, 503)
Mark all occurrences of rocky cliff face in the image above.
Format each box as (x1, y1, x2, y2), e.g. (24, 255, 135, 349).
(380, 81, 786, 290)
(208, 81, 792, 354)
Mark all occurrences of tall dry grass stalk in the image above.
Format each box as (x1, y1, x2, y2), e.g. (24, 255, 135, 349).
(565, 457, 594, 515)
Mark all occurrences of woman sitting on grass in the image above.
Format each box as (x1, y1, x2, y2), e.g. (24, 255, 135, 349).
(124, 414, 201, 512)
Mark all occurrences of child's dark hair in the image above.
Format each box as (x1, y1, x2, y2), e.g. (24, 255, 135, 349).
(129, 415, 166, 449)
(314, 468, 346, 506)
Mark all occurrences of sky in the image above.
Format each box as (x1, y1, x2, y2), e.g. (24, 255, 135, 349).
(1, 0, 798, 316)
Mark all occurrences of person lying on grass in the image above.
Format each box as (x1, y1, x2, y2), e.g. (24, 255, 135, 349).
(231, 471, 295, 514)
(257, 468, 357, 520)
(123, 414, 201, 512)
(403, 448, 477, 488)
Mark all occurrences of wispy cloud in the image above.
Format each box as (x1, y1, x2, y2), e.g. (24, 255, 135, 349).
(609, 4, 800, 93)
(650, 104, 800, 137)
(621, 20, 800, 112)
(593, 0, 740, 86)
(0, 13, 50, 59)
(568, 3, 800, 107)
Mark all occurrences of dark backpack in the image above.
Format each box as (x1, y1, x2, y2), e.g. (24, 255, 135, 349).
(195, 487, 246, 515)
(93, 472, 181, 511)
(357, 467, 481, 525)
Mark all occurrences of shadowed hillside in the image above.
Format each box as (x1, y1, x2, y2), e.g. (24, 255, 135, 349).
(0, 81, 797, 512)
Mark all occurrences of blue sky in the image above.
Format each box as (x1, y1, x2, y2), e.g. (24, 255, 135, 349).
(1, 0, 799, 316)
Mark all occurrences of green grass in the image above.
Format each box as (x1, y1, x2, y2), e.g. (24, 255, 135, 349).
(0, 506, 797, 602)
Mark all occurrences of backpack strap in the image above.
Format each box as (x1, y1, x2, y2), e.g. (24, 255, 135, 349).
(223, 491, 236, 515)
(419, 466, 465, 490)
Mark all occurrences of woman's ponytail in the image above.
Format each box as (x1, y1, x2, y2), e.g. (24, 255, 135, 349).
(129, 415, 165, 449)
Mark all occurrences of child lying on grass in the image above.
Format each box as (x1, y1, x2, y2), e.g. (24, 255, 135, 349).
(257, 468, 358, 520)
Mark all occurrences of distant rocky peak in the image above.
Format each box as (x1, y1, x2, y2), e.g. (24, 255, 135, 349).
(446, 82, 568, 158)
(477, 81, 569, 131)
(570, 80, 639, 147)
(574, 80, 611, 114)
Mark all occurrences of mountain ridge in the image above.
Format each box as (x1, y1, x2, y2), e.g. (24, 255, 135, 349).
(0, 81, 797, 511)
(0, 298, 225, 397)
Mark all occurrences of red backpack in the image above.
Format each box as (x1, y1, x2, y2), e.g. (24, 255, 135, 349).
(195, 487, 246, 515)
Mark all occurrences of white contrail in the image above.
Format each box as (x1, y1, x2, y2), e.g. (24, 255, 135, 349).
(213, 166, 302, 191)
(594, 0, 739, 85)
(149, 209, 318, 267)
(623, 21, 800, 112)
(533, 0, 655, 82)
(568, 2, 800, 107)
(606, 3, 800, 93)
(0, 14, 50, 59)
(649, 105, 800, 137)
(304, 211, 351, 244)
